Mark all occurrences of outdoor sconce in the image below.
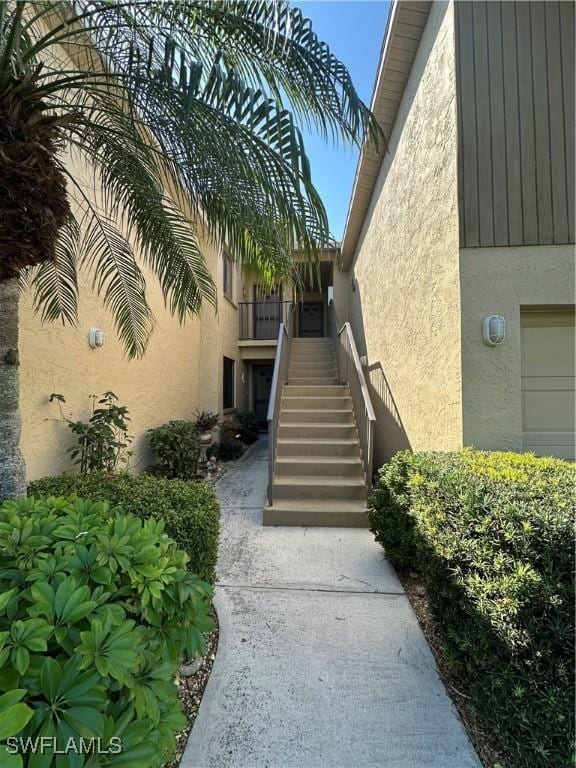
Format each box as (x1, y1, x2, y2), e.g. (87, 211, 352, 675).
(482, 315, 505, 346)
(351, 278, 356, 292)
(88, 328, 105, 348)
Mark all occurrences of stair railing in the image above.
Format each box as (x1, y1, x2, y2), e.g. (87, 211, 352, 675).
(328, 300, 376, 492)
(266, 303, 295, 505)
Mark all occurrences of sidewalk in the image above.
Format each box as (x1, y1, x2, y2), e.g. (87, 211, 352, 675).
(182, 439, 480, 768)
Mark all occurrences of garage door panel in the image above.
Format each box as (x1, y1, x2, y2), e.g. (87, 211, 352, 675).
(521, 377, 574, 391)
(522, 442, 575, 460)
(522, 391, 574, 430)
(521, 311, 575, 461)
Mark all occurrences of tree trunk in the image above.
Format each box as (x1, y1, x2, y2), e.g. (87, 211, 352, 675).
(0, 278, 26, 500)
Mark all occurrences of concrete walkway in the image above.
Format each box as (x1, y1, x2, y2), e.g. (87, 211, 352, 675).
(182, 439, 480, 768)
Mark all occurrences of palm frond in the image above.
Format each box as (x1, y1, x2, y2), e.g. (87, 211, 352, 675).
(28, 211, 80, 325)
(1, 0, 381, 357)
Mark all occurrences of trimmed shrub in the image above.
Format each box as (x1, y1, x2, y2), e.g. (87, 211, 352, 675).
(207, 438, 245, 462)
(0, 495, 213, 767)
(234, 411, 260, 444)
(147, 420, 200, 480)
(369, 449, 575, 768)
(28, 473, 219, 583)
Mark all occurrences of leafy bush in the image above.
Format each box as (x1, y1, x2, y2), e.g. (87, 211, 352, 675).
(147, 420, 200, 480)
(50, 391, 132, 473)
(28, 473, 219, 583)
(0, 496, 213, 767)
(233, 411, 259, 444)
(207, 438, 245, 462)
(369, 449, 575, 768)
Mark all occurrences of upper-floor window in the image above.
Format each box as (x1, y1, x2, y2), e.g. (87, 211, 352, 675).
(223, 251, 233, 300)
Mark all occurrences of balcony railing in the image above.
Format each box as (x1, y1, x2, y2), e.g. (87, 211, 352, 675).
(239, 301, 295, 340)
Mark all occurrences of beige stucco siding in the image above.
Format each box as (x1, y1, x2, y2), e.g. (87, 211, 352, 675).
(459, 244, 575, 451)
(20, 262, 203, 479)
(347, 1, 462, 466)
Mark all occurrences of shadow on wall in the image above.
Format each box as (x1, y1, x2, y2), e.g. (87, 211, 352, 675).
(366, 362, 411, 464)
(346, 282, 411, 466)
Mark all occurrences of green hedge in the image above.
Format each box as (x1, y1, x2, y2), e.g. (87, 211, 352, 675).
(368, 449, 575, 768)
(0, 495, 213, 767)
(28, 473, 219, 583)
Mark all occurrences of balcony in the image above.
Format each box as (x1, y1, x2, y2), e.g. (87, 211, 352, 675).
(239, 301, 294, 341)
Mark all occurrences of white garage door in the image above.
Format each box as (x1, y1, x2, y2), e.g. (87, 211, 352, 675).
(521, 310, 575, 460)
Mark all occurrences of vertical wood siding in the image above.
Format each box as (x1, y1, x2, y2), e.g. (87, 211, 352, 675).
(456, 1, 575, 247)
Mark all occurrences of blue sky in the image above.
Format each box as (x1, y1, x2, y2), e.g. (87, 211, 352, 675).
(297, 1, 391, 241)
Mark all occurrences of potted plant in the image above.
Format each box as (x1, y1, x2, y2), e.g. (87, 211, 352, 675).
(193, 410, 220, 450)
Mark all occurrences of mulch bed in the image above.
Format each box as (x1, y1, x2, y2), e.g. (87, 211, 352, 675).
(397, 569, 506, 768)
(164, 615, 219, 768)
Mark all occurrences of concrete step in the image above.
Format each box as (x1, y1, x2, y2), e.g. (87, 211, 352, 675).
(264, 499, 369, 527)
(275, 457, 363, 477)
(281, 396, 351, 410)
(289, 361, 336, 371)
(283, 385, 348, 397)
(287, 377, 339, 386)
(273, 476, 366, 501)
(278, 423, 357, 439)
(281, 409, 353, 424)
(289, 369, 337, 379)
(292, 338, 333, 344)
(290, 352, 335, 361)
(277, 438, 359, 457)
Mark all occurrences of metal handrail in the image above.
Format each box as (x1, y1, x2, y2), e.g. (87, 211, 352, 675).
(266, 304, 294, 505)
(328, 301, 376, 492)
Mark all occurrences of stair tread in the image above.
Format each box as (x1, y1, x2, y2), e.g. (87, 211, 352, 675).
(277, 437, 358, 444)
(276, 456, 361, 464)
(281, 408, 352, 413)
(279, 422, 355, 427)
(274, 476, 365, 486)
(267, 499, 367, 511)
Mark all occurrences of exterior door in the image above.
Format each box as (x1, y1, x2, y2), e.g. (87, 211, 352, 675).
(253, 364, 274, 426)
(254, 285, 282, 339)
(521, 310, 575, 460)
(299, 302, 323, 337)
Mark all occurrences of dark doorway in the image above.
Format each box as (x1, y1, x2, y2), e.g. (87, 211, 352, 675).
(252, 363, 274, 426)
(299, 302, 323, 337)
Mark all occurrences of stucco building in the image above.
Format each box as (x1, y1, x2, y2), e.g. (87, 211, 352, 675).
(337, 0, 575, 466)
(20, 0, 575, 488)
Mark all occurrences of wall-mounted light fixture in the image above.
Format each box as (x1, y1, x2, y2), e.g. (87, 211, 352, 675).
(351, 278, 356, 292)
(482, 315, 505, 346)
(88, 328, 105, 349)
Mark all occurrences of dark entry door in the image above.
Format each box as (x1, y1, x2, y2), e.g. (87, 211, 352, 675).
(299, 302, 323, 337)
(253, 364, 274, 426)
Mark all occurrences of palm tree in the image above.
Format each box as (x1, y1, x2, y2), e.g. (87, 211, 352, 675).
(0, 0, 379, 499)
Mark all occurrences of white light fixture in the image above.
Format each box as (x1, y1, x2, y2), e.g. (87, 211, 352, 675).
(327, 285, 334, 304)
(482, 315, 505, 346)
(88, 328, 105, 348)
(359, 354, 368, 367)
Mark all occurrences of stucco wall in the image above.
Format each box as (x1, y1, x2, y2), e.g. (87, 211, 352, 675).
(19, 165, 248, 480)
(20, 265, 202, 479)
(20, 238, 251, 479)
(347, 1, 462, 466)
(460, 244, 575, 450)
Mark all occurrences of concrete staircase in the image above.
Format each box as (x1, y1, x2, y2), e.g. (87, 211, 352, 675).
(264, 338, 369, 527)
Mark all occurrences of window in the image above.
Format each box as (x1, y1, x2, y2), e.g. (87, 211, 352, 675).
(223, 356, 235, 410)
(223, 251, 233, 300)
